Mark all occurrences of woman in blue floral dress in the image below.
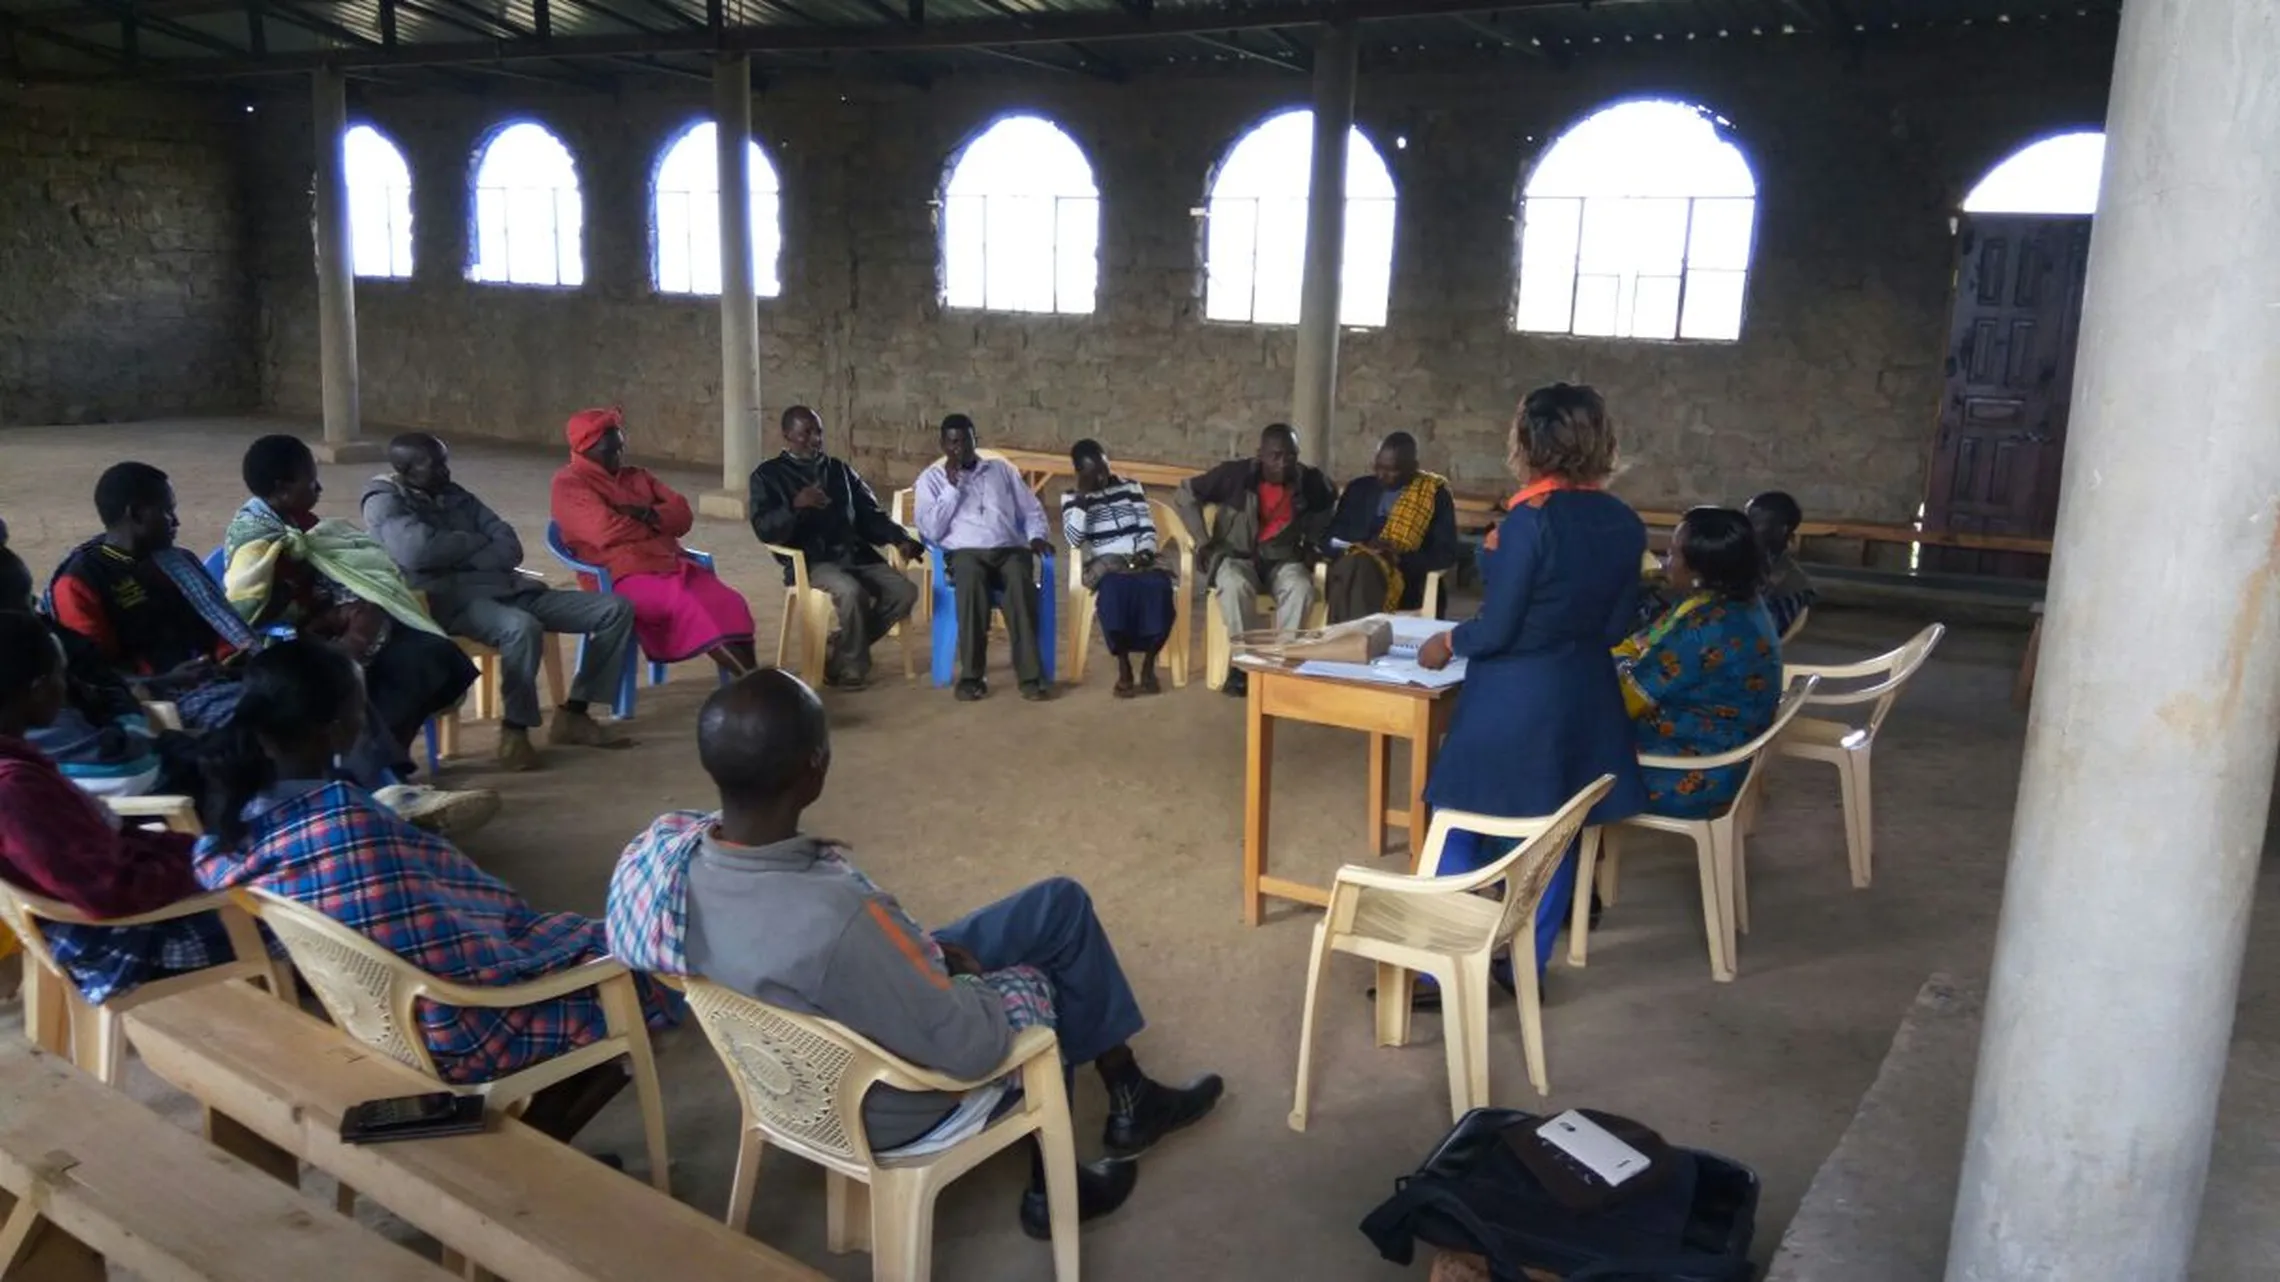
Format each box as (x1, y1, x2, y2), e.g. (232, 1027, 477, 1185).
(1617, 507, 1782, 818)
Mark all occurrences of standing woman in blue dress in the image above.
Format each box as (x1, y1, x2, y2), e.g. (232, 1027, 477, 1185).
(1416, 383, 1649, 974)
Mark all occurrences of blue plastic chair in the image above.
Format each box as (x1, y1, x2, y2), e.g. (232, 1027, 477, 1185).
(926, 544, 1057, 688)
(205, 545, 442, 775)
(543, 521, 725, 720)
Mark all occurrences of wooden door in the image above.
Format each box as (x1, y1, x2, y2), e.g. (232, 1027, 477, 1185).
(1921, 215, 2091, 577)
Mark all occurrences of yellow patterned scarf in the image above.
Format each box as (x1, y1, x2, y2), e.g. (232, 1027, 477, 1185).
(1347, 472, 1447, 612)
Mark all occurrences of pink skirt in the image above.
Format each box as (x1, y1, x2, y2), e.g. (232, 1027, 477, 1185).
(612, 562, 756, 663)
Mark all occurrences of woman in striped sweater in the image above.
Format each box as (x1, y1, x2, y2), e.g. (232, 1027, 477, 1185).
(1062, 440, 1178, 697)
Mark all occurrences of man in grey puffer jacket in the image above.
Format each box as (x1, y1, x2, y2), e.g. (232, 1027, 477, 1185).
(362, 433, 636, 770)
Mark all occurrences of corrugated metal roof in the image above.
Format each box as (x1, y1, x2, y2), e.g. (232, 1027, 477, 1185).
(0, 0, 2119, 87)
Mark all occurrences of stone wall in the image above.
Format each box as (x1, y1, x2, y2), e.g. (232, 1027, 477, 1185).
(0, 85, 257, 427)
(251, 22, 2114, 519)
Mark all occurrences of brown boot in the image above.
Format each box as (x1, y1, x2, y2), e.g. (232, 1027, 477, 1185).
(497, 727, 542, 772)
(548, 707, 634, 750)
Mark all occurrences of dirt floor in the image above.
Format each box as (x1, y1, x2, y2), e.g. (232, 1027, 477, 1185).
(2, 417, 2271, 1281)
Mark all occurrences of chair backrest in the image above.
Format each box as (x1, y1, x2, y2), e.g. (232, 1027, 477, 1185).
(241, 887, 439, 1078)
(1780, 605, 1811, 644)
(203, 545, 227, 581)
(1418, 776, 1616, 945)
(682, 979, 901, 1177)
(544, 520, 604, 582)
(1795, 623, 1946, 733)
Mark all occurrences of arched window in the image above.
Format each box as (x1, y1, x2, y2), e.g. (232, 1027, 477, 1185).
(1513, 100, 1756, 342)
(470, 121, 583, 287)
(940, 115, 1099, 315)
(1963, 131, 2104, 215)
(652, 122, 783, 298)
(1204, 111, 1397, 328)
(345, 124, 412, 279)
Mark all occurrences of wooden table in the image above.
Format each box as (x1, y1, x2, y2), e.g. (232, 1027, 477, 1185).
(1239, 657, 1461, 924)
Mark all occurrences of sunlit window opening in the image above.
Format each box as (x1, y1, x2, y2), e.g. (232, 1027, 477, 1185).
(1203, 110, 1396, 328)
(1513, 100, 1756, 342)
(653, 122, 783, 298)
(1963, 131, 2104, 215)
(941, 115, 1099, 315)
(345, 124, 413, 279)
(471, 122, 584, 288)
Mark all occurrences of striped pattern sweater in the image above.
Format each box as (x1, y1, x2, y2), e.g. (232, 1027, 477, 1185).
(1061, 480, 1159, 562)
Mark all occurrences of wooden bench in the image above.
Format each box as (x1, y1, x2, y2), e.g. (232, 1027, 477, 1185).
(124, 983, 826, 1282)
(0, 1038, 451, 1282)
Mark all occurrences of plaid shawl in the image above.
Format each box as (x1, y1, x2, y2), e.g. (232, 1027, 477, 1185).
(195, 782, 680, 1083)
(1345, 472, 1448, 612)
(221, 499, 442, 637)
(607, 814, 1054, 1032)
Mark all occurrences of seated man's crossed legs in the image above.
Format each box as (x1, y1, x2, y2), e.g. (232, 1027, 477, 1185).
(805, 561, 918, 690)
(948, 547, 1049, 703)
(445, 587, 637, 770)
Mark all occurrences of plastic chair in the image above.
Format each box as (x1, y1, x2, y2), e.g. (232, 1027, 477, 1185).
(889, 489, 930, 634)
(544, 520, 722, 720)
(1774, 624, 1945, 889)
(241, 886, 671, 1192)
(0, 874, 290, 1086)
(207, 545, 444, 775)
(1407, 570, 1448, 621)
(1197, 505, 1330, 691)
(925, 542, 1057, 688)
(1779, 605, 1812, 645)
(1066, 498, 1194, 688)
(682, 979, 1080, 1282)
(1582, 676, 1820, 983)
(1289, 776, 1615, 1130)
(764, 542, 920, 689)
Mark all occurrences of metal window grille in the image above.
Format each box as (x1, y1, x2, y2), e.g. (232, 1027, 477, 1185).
(941, 191, 1098, 315)
(1203, 193, 1396, 327)
(1514, 193, 1753, 341)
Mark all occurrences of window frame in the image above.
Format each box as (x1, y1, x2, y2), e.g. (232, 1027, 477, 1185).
(1199, 108, 1399, 330)
(467, 119, 587, 291)
(1509, 99, 1758, 345)
(344, 122, 415, 281)
(649, 119, 786, 301)
(936, 112, 1102, 318)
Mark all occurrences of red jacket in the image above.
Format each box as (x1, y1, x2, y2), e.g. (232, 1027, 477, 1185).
(549, 454, 696, 582)
(0, 735, 199, 919)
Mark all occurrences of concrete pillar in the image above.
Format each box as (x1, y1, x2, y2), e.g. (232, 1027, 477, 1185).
(1289, 20, 1356, 475)
(1945, 2, 2280, 1278)
(697, 54, 764, 522)
(309, 66, 373, 463)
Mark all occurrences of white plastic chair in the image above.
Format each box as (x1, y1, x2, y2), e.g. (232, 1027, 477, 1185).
(683, 980, 1080, 1282)
(764, 542, 921, 689)
(1406, 570, 1448, 620)
(1198, 503, 1330, 691)
(0, 875, 289, 1086)
(1779, 605, 1812, 645)
(1289, 775, 1615, 1129)
(1067, 498, 1194, 688)
(1775, 624, 1945, 888)
(1583, 676, 1821, 983)
(241, 887, 671, 1192)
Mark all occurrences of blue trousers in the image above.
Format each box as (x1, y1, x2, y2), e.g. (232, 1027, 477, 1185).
(1434, 830, 1578, 977)
(932, 876, 1146, 1067)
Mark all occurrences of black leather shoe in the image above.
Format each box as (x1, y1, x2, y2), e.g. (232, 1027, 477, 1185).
(1222, 671, 1249, 698)
(1020, 681, 1055, 702)
(954, 678, 989, 702)
(1102, 1073, 1225, 1158)
(1019, 1157, 1138, 1240)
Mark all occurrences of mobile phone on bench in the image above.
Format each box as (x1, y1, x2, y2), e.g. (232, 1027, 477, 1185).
(339, 1091, 489, 1145)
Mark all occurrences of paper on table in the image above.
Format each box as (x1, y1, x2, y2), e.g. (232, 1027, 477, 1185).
(1294, 656, 1466, 689)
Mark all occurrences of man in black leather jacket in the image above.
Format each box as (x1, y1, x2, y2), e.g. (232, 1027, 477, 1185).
(747, 405, 925, 690)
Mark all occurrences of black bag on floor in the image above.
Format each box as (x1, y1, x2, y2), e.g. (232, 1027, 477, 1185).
(1358, 1108, 1759, 1282)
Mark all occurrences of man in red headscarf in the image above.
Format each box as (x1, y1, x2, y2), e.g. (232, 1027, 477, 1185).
(550, 408, 759, 679)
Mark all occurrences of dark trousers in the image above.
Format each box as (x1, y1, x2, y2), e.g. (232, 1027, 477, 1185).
(950, 547, 1043, 686)
(365, 627, 480, 746)
(932, 876, 1145, 1067)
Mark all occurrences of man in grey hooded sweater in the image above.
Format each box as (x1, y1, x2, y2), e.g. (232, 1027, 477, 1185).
(362, 433, 636, 770)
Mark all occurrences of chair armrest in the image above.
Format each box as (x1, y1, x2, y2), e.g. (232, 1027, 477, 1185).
(1786, 657, 1894, 681)
(870, 1024, 1063, 1094)
(762, 542, 811, 594)
(1332, 858, 1511, 899)
(105, 794, 197, 825)
(683, 547, 715, 570)
(141, 701, 185, 731)
(33, 888, 242, 930)
(1638, 745, 1762, 772)
(414, 956, 633, 1008)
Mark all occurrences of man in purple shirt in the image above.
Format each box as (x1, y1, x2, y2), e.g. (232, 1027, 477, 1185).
(914, 415, 1055, 702)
